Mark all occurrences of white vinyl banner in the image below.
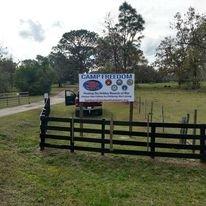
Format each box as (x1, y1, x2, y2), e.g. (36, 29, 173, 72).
(79, 73, 135, 102)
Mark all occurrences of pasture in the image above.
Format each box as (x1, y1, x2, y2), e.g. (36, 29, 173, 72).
(1, 84, 206, 205)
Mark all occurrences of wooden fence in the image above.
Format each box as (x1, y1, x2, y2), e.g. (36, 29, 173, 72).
(40, 99, 206, 162)
(0, 92, 30, 107)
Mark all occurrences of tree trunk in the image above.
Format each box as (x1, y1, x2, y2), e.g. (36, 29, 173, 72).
(192, 65, 199, 89)
(58, 81, 62, 88)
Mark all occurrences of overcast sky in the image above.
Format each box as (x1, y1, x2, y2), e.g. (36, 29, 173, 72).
(0, 0, 205, 63)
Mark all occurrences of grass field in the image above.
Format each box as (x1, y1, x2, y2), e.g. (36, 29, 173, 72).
(51, 82, 206, 124)
(136, 85, 206, 124)
(1, 83, 206, 205)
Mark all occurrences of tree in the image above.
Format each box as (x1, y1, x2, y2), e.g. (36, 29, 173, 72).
(155, 7, 206, 88)
(173, 7, 206, 88)
(49, 51, 79, 87)
(97, 14, 123, 71)
(117, 1, 145, 70)
(55, 29, 98, 73)
(96, 2, 145, 72)
(0, 46, 16, 92)
(155, 37, 188, 86)
(134, 64, 162, 83)
(15, 56, 55, 95)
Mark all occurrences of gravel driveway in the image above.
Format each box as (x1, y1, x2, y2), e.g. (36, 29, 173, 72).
(0, 92, 65, 117)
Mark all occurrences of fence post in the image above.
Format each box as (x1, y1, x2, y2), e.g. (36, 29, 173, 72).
(28, 95, 30, 104)
(150, 101, 154, 122)
(110, 115, 114, 151)
(139, 96, 141, 114)
(79, 103, 84, 137)
(129, 102, 133, 136)
(162, 105, 165, 133)
(146, 114, 150, 152)
(18, 95, 20, 105)
(200, 127, 206, 162)
(192, 109, 197, 154)
(40, 115, 46, 151)
(144, 100, 147, 119)
(151, 125, 156, 159)
(101, 119, 105, 156)
(47, 98, 50, 116)
(70, 116, 74, 153)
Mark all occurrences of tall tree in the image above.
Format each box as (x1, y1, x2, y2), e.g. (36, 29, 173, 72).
(55, 29, 98, 73)
(172, 7, 206, 88)
(155, 7, 206, 88)
(155, 37, 188, 86)
(96, 23, 123, 71)
(49, 51, 79, 86)
(96, 2, 145, 72)
(0, 46, 16, 92)
(15, 56, 55, 95)
(117, 1, 145, 70)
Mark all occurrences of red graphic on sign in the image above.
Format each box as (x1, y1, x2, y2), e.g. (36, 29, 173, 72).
(83, 80, 103, 91)
(105, 79, 112, 86)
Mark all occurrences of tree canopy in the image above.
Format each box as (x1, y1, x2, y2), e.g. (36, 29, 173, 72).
(55, 29, 98, 73)
(155, 7, 206, 88)
(15, 56, 55, 95)
(0, 46, 16, 92)
(96, 2, 145, 72)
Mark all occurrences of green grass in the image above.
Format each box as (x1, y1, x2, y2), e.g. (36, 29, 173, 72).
(1, 83, 206, 205)
(0, 109, 206, 206)
(137, 84, 206, 123)
(51, 82, 206, 123)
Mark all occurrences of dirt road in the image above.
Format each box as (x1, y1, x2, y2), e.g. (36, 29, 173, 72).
(0, 92, 65, 117)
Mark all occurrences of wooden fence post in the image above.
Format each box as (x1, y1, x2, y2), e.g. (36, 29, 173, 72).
(28, 95, 30, 104)
(79, 103, 83, 137)
(151, 125, 156, 159)
(200, 127, 206, 162)
(193, 109, 197, 154)
(129, 102, 133, 136)
(146, 114, 150, 152)
(101, 119, 105, 156)
(47, 98, 50, 116)
(40, 115, 46, 151)
(150, 101, 154, 122)
(144, 100, 147, 119)
(110, 115, 114, 151)
(70, 116, 74, 153)
(162, 105, 165, 133)
(18, 95, 20, 105)
(139, 96, 141, 114)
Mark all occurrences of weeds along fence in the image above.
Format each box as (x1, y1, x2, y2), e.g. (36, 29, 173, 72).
(136, 96, 199, 125)
(40, 98, 206, 162)
(0, 92, 30, 108)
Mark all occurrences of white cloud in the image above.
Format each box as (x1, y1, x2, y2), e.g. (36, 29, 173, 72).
(52, 21, 63, 28)
(19, 19, 45, 42)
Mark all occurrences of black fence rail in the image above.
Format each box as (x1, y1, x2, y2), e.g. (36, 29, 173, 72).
(0, 92, 30, 107)
(39, 103, 206, 162)
(40, 98, 51, 149)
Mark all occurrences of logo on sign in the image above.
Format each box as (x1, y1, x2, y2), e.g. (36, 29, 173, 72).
(105, 79, 112, 86)
(83, 80, 103, 91)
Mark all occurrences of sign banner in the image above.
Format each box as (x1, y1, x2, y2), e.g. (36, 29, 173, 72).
(79, 73, 135, 102)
